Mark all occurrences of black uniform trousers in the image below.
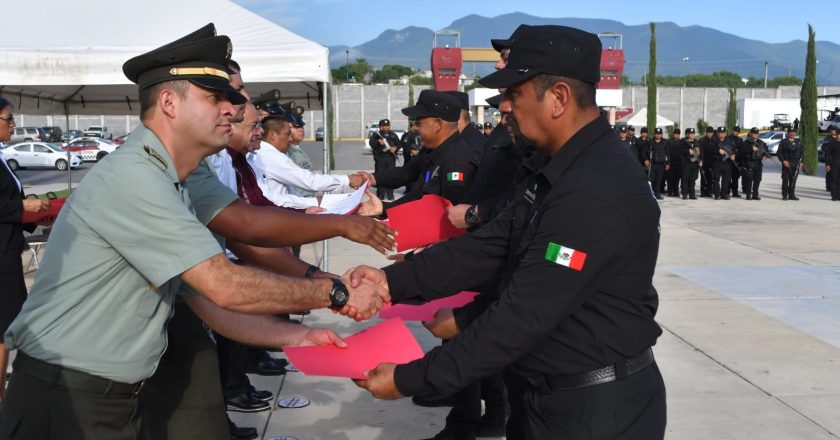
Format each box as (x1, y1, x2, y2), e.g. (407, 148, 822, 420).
(522, 362, 666, 440)
(781, 165, 799, 198)
(215, 333, 251, 400)
(826, 168, 833, 192)
(741, 163, 763, 198)
(142, 302, 228, 440)
(730, 161, 741, 196)
(700, 165, 714, 196)
(681, 162, 699, 197)
(667, 162, 682, 196)
(714, 162, 731, 198)
(831, 163, 840, 200)
(1, 354, 143, 440)
(649, 163, 665, 198)
(374, 156, 395, 200)
(444, 372, 508, 435)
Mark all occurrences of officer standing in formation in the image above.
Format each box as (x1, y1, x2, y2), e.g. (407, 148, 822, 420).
(648, 127, 669, 200)
(482, 121, 493, 137)
(446, 91, 486, 169)
(679, 128, 700, 199)
(698, 126, 716, 197)
(353, 24, 667, 439)
(369, 118, 401, 200)
(713, 126, 735, 200)
(824, 126, 837, 193)
(637, 126, 651, 169)
(826, 126, 840, 201)
(728, 126, 744, 198)
(777, 127, 803, 200)
(665, 128, 682, 197)
(738, 127, 768, 200)
(618, 125, 634, 156)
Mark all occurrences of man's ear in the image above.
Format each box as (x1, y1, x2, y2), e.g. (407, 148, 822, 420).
(159, 88, 178, 119)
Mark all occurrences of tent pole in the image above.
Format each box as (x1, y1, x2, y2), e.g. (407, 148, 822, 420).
(321, 82, 330, 272)
(64, 103, 72, 195)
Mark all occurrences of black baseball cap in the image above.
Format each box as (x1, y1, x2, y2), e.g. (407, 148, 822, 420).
(122, 23, 246, 105)
(379, 119, 391, 126)
(401, 90, 461, 122)
(706, 126, 715, 133)
(483, 122, 493, 129)
(654, 128, 663, 135)
(485, 94, 502, 109)
(444, 91, 469, 111)
(673, 128, 681, 134)
(716, 126, 727, 132)
(490, 24, 533, 52)
(480, 25, 602, 89)
(733, 126, 741, 132)
(749, 127, 759, 134)
(640, 127, 648, 133)
(627, 125, 635, 131)
(618, 126, 627, 132)
(685, 128, 696, 134)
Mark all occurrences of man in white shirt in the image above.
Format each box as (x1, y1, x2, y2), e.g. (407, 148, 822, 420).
(256, 115, 364, 208)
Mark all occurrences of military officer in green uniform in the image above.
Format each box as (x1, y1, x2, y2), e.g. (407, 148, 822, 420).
(0, 26, 388, 440)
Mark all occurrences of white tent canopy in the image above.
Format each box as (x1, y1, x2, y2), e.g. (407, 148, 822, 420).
(1, 0, 330, 115)
(616, 107, 675, 128)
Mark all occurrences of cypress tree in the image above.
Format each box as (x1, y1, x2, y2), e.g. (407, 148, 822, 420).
(800, 24, 818, 175)
(726, 88, 737, 131)
(647, 22, 657, 134)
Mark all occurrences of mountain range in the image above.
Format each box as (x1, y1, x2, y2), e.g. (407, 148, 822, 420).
(328, 13, 840, 84)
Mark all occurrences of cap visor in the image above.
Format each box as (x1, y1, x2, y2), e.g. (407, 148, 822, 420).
(479, 67, 539, 89)
(485, 94, 502, 109)
(491, 38, 511, 52)
(189, 77, 247, 105)
(401, 106, 431, 119)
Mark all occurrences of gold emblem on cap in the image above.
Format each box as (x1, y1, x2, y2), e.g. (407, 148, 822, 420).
(168, 67, 230, 81)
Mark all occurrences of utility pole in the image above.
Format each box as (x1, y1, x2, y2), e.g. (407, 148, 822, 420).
(682, 57, 689, 87)
(764, 61, 768, 88)
(345, 49, 350, 83)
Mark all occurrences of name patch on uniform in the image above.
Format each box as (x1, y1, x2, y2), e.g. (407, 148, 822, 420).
(545, 242, 587, 271)
(447, 172, 464, 182)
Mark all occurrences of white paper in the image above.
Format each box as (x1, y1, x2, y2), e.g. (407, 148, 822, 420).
(319, 181, 368, 215)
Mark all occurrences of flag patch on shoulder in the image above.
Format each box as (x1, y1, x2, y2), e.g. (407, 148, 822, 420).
(447, 172, 464, 181)
(545, 242, 587, 271)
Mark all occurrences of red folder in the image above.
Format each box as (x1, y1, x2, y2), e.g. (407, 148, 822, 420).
(379, 291, 480, 321)
(386, 194, 466, 252)
(283, 318, 424, 379)
(22, 198, 66, 224)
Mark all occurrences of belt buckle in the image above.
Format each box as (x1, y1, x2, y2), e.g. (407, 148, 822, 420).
(132, 379, 147, 396)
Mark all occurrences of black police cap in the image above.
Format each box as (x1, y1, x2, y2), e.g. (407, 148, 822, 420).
(706, 126, 715, 133)
(122, 24, 246, 105)
(485, 94, 502, 109)
(749, 127, 759, 134)
(480, 25, 601, 89)
(673, 128, 681, 134)
(640, 127, 648, 133)
(253, 89, 282, 110)
(444, 91, 470, 111)
(490, 24, 533, 52)
(685, 128, 696, 134)
(716, 126, 727, 132)
(401, 90, 461, 122)
(379, 119, 391, 126)
(618, 126, 627, 132)
(627, 125, 635, 131)
(733, 126, 741, 132)
(483, 122, 493, 129)
(291, 115, 305, 128)
(654, 128, 663, 134)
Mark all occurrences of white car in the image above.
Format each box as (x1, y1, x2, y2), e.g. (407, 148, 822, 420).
(3, 142, 82, 171)
(83, 126, 112, 140)
(66, 137, 119, 161)
(759, 131, 787, 155)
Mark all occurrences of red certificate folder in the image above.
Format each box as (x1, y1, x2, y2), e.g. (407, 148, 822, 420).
(283, 318, 424, 379)
(379, 291, 480, 322)
(385, 194, 466, 252)
(22, 198, 66, 224)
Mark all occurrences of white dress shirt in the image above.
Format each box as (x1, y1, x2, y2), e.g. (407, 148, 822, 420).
(255, 141, 350, 201)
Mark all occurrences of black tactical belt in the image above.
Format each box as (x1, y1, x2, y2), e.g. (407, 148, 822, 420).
(526, 348, 655, 391)
(14, 351, 146, 396)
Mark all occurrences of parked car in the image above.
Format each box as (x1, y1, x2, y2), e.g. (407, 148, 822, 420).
(65, 137, 119, 161)
(770, 114, 792, 131)
(10, 127, 46, 143)
(113, 134, 130, 145)
(40, 126, 63, 143)
(315, 127, 324, 141)
(83, 126, 112, 140)
(760, 131, 786, 155)
(2, 142, 82, 171)
(62, 129, 84, 143)
(819, 115, 840, 132)
(366, 123, 380, 138)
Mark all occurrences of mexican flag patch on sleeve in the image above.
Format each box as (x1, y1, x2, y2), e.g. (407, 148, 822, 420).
(545, 242, 587, 271)
(447, 172, 465, 182)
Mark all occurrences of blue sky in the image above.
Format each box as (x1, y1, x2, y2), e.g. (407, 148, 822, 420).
(233, 0, 837, 47)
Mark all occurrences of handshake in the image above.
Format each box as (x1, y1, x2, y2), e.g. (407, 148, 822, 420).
(335, 265, 390, 321)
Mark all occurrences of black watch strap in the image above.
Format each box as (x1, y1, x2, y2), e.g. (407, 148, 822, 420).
(329, 278, 349, 309)
(304, 264, 319, 278)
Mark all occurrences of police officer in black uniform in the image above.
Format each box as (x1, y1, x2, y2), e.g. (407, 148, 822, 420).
(483, 122, 494, 137)
(738, 127, 768, 200)
(728, 126, 744, 197)
(777, 127, 803, 200)
(666, 128, 682, 196)
(648, 127, 669, 200)
(698, 126, 716, 197)
(827, 126, 840, 201)
(680, 128, 700, 199)
(369, 118, 401, 200)
(446, 91, 486, 170)
(713, 126, 734, 200)
(637, 126, 651, 170)
(824, 126, 837, 192)
(353, 25, 666, 439)
(359, 90, 475, 214)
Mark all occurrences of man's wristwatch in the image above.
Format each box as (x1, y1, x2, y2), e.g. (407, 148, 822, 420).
(465, 204, 481, 226)
(329, 278, 349, 309)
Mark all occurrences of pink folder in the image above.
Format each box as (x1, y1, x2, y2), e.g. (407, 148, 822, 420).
(22, 198, 66, 224)
(283, 318, 424, 379)
(385, 194, 466, 252)
(379, 291, 480, 322)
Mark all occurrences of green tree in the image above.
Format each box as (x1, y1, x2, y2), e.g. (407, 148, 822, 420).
(647, 22, 657, 134)
(697, 119, 709, 134)
(726, 88, 737, 131)
(371, 64, 414, 84)
(800, 24, 819, 175)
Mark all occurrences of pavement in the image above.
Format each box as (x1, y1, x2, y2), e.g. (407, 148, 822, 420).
(16, 161, 840, 439)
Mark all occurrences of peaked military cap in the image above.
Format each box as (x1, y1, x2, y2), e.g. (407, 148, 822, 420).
(122, 23, 246, 105)
(444, 91, 470, 110)
(401, 90, 461, 122)
(253, 89, 282, 111)
(481, 25, 602, 88)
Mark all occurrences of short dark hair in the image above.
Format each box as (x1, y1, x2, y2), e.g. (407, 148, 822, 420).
(0, 96, 11, 113)
(532, 74, 596, 108)
(139, 80, 190, 120)
(262, 116, 290, 135)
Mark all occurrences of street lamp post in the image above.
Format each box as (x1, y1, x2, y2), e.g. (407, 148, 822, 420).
(345, 49, 350, 83)
(764, 61, 768, 88)
(682, 57, 689, 87)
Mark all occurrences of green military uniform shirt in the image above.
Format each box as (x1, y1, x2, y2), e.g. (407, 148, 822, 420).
(5, 124, 237, 384)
